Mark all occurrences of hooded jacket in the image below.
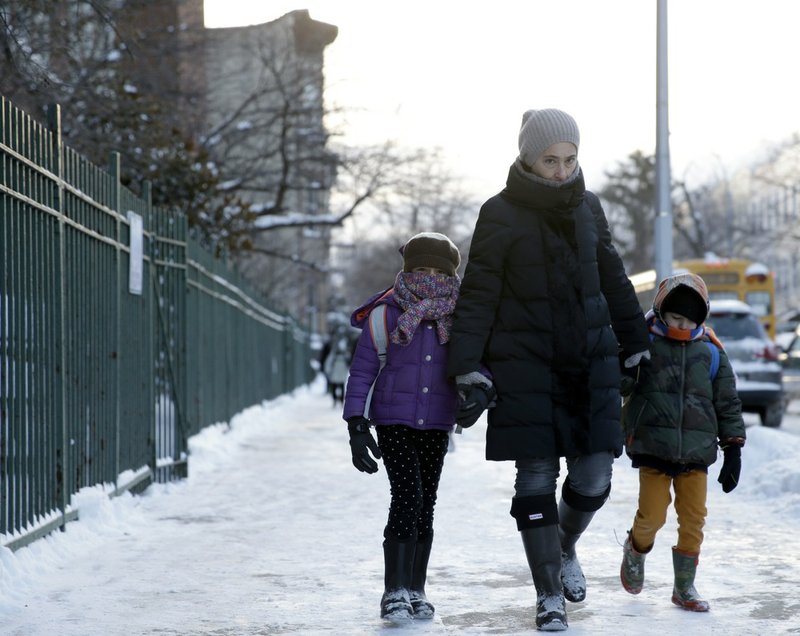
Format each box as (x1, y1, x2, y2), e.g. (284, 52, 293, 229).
(622, 273, 746, 468)
(447, 164, 649, 460)
(343, 290, 458, 431)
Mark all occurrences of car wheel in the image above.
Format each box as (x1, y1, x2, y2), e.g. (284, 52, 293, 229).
(760, 401, 784, 428)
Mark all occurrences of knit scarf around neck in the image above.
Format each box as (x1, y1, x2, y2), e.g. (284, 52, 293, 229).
(502, 161, 586, 212)
(390, 271, 460, 346)
(645, 309, 725, 349)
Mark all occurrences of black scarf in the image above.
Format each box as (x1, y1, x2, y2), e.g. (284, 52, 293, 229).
(502, 160, 586, 211)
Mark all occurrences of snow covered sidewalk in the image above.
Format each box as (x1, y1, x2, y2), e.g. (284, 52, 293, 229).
(2, 375, 799, 635)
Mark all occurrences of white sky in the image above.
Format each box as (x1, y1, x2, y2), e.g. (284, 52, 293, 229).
(2, 375, 800, 634)
(203, 1, 800, 195)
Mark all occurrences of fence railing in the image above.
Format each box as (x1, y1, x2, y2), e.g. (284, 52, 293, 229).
(0, 97, 313, 550)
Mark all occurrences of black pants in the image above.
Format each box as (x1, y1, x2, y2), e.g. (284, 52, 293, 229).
(329, 383, 345, 404)
(376, 425, 449, 541)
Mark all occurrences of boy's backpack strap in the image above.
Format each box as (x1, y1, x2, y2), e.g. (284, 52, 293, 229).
(363, 304, 388, 418)
(648, 332, 720, 380)
(706, 340, 720, 381)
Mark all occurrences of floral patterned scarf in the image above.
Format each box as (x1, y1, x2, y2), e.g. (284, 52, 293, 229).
(390, 271, 460, 346)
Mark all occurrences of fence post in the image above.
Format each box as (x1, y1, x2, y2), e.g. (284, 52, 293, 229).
(178, 211, 188, 455)
(109, 152, 122, 485)
(142, 180, 157, 477)
(46, 103, 68, 531)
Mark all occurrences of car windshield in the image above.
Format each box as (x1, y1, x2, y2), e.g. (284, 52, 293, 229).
(707, 312, 765, 340)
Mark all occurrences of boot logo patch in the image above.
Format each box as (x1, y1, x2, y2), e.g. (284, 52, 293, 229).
(528, 513, 543, 520)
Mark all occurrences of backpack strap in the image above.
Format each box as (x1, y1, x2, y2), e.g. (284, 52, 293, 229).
(706, 340, 720, 381)
(648, 332, 720, 380)
(369, 304, 389, 371)
(363, 304, 388, 418)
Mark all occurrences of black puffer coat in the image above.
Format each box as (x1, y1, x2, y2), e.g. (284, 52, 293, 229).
(447, 163, 648, 460)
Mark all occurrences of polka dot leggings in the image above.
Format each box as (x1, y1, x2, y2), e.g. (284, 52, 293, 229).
(376, 425, 450, 542)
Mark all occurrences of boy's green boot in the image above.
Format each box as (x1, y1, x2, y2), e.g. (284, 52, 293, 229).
(620, 533, 647, 594)
(671, 547, 710, 612)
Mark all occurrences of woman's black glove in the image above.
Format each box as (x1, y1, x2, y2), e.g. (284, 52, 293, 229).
(455, 372, 496, 428)
(718, 444, 742, 493)
(347, 416, 382, 474)
(619, 375, 636, 397)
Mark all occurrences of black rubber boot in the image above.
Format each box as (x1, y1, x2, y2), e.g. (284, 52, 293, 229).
(409, 534, 435, 619)
(521, 526, 568, 632)
(558, 498, 596, 603)
(558, 479, 611, 604)
(380, 537, 415, 621)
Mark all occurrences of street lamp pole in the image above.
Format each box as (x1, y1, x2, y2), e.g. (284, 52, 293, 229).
(654, 0, 673, 283)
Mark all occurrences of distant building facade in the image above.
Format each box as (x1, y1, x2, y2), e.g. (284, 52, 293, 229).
(202, 10, 338, 334)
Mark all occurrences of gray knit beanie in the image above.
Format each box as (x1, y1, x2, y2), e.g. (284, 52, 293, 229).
(401, 232, 461, 276)
(518, 108, 580, 167)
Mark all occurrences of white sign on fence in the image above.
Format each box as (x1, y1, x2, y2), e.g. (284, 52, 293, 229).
(127, 211, 144, 295)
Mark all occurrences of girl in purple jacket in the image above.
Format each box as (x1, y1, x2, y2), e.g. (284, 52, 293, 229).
(343, 232, 462, 623)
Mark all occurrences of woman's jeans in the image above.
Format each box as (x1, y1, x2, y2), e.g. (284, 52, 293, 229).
(514, 451, 614, 499)
(509, 451, 614, 530)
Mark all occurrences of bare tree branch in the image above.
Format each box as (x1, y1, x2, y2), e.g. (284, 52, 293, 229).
(248, 246, 329, 272)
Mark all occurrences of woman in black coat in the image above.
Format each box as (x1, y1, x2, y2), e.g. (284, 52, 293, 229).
(447, 108, 649, 631)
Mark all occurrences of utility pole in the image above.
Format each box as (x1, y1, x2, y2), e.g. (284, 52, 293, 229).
(654, 0, 673, 283)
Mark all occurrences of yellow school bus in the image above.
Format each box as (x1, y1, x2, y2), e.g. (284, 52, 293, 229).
(630, 257, 776, 339)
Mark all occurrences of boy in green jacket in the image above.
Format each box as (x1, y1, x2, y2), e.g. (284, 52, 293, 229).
(619, 272, 746, 612)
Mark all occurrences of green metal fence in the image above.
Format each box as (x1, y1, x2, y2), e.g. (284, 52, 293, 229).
(0, 97, 313, 550)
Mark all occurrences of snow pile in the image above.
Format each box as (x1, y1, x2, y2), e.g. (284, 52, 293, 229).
(2, 376, 800, 635)
(738, 425, 800, 519)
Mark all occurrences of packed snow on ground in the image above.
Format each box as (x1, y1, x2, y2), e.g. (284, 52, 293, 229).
(1, 375, 799, 635)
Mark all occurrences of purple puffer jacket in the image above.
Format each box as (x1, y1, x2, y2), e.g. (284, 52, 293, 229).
(342, 289, 458, 431)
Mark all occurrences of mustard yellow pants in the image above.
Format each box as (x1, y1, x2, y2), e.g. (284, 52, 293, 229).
(629, 466, 707, 554)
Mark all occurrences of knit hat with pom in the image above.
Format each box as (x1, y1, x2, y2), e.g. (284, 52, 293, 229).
(518, 108, 580, 168)
(655, 272, 710, 325)
(401, 232, 461, 276)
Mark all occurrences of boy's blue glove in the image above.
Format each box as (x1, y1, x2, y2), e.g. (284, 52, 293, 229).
(455, 372, 495, 428)
(347, 416, 382, 474)
(718, 445, 742, 493)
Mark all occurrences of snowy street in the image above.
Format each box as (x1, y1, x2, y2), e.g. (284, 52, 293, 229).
(2, 375, 799, 635)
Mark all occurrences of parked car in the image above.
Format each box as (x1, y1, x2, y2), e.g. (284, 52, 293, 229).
(706, 299, 784, 427)
(775, 308, 800, 350)
(779, 322, 800, 401)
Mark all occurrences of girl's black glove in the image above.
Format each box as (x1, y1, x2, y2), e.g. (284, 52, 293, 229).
(718, 445, 742, 493)
(347, 416, 382, 474)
